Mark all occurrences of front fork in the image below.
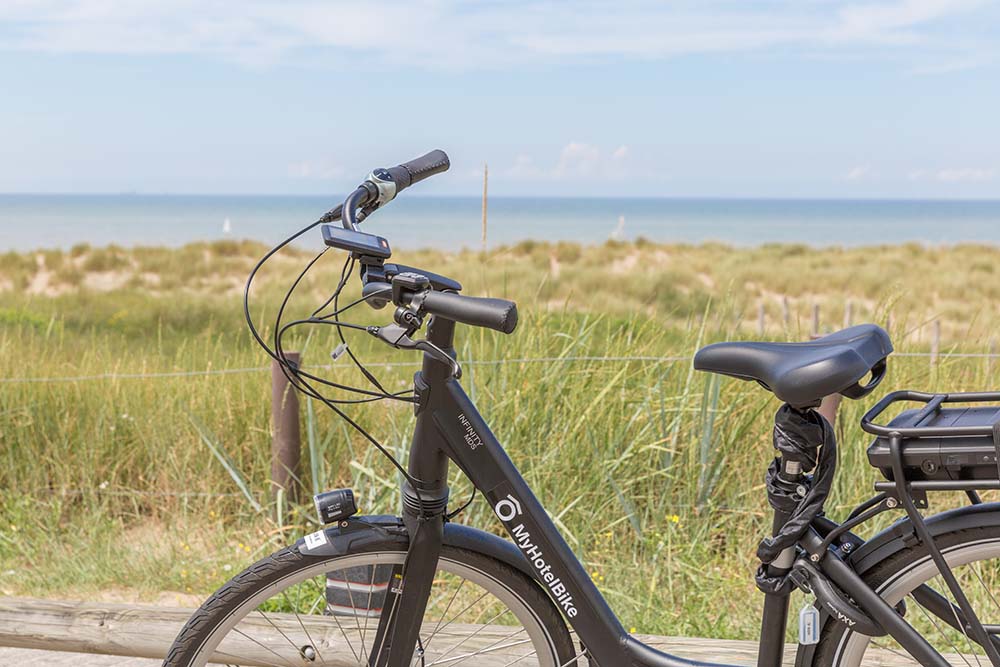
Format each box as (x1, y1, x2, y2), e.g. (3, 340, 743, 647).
(369, 491, 447, 667)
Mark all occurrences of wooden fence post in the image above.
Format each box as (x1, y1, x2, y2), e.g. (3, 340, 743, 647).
(989, 338, 997, 377)
(843, 301, 853, 329)
(930, 322, 941, 367)
(481, 163, 489, 255)
(271, 353, 302, 503)
(812, 304, 820, 337)
(812, 333, 843, 428)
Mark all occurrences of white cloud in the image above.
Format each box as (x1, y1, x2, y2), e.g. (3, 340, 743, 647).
(508, 142, 632, 182)
(844, 165, 874, 181)
(935, 167, 995, 183)
(0, 1, 993, 70)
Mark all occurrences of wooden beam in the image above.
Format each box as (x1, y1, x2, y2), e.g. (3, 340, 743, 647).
(0, 597, 961, 666)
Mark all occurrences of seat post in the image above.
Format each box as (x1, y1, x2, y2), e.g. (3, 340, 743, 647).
(757, 455, 803, 667)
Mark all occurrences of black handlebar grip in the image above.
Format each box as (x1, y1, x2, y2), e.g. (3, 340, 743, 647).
(386, 150, 450, 193)
(421, 291, 518, 334)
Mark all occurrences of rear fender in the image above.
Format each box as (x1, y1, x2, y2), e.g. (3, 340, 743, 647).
(795, 502, 1000, 667)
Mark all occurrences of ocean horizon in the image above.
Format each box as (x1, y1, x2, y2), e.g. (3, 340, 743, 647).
(3, 193, 1000, 252)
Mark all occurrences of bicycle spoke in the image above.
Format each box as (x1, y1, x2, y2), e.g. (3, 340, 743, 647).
(280, 589, 325, 665)
(428, 634, 532, 666)
(254, 608, 311, 659)
(423, 577, 468, 651)
(910, 589, 976, 667)
(943, 570, 983, 667)
(323, 601, 362, 663)
(341, 575, 370, 663)
(229, 626, 300, 667)
(427, 606, 517, 665)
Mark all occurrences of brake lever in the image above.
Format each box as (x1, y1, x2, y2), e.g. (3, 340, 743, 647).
(367, 324, 462, 378)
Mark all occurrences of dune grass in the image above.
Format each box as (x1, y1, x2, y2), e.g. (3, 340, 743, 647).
(1, 238, 999, 638)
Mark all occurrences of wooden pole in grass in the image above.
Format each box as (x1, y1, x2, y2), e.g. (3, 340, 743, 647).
(481, 163, 489, 255)
(812, 304, 820, 337)
(989, 338, 997, 377)
(930, 321, 941, 367)
(271, 353, 301, 504)
(843, 300, 853, 329)
(811, 334, 843, 429)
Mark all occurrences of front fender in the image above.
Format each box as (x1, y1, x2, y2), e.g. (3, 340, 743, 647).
(296, 515, 532, 579)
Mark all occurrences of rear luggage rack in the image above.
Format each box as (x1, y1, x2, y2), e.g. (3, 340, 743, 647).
(862, 390, 1000, 495)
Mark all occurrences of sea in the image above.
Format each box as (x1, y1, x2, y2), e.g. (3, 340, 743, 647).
(2, 194, 1000, 252)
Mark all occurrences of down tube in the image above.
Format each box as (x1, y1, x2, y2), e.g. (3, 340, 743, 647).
(431, 378, 629, 663)
(432, 378, 730, 667)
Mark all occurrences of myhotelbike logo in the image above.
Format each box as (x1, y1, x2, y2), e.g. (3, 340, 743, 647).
(494, 494, 522, 522)
(494, 492, 579, 618)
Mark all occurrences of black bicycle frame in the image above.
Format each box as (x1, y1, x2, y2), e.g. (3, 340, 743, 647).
(374, 316, 973, 667)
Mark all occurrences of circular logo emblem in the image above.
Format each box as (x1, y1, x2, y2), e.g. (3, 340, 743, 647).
(494, 495, 522, 522)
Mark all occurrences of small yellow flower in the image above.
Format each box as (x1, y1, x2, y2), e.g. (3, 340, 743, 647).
(180, 570, 187, 578)
(669, 514, 680, 524)
(630, 627, 637, 634)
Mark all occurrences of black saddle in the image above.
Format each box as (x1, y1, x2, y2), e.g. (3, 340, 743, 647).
(694, 324, 893, 408)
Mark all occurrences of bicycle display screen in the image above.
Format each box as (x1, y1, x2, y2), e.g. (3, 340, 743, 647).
(322, 225, 392, 259)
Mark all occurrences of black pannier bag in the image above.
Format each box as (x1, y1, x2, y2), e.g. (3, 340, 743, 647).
(867, 398, 1000, 482)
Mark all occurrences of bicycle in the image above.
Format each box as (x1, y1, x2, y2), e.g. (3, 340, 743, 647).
(165, 150, 1000, 667)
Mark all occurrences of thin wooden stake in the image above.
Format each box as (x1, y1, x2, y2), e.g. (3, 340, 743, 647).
(930, 321, 941, 366)
(989, 338, 996, 376)
(481, 163, 488, 254)
(812, 304, 820, 337)
(843, 300, 853, 329)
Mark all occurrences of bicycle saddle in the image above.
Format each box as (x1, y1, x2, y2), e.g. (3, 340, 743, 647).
(694, 324, 893, 408)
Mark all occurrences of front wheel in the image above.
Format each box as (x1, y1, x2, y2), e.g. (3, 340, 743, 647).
(811, 524, 1000, 667)
(163, 540, 578, 667)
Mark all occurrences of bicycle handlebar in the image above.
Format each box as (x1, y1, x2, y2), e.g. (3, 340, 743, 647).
(329, 149, 517, 333)
(387, 149, 450, 192)
(419, 291, 518, 334)
(341, 150, 451, 230)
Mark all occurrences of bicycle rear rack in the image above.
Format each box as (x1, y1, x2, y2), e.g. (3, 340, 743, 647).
(862, 390, 1000, 496)
(861, 390, 1000, 665)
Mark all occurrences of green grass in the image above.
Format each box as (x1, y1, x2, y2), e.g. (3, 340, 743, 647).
(1, 239, 999, 639)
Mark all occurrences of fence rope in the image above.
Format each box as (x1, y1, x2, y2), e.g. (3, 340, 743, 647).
(1, 352, 996, 385)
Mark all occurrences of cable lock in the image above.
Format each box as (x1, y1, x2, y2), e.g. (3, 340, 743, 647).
(755, 405, 837, 594)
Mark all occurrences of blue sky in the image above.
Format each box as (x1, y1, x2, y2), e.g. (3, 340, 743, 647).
(1, 1, 998, 198)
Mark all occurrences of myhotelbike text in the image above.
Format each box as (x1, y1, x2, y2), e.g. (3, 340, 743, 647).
(494, 494, 578, 618)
